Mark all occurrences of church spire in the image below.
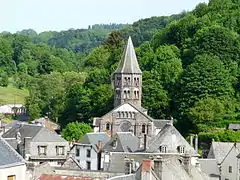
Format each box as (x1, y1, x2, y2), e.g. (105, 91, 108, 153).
(115, 37, 142, 74)
(113, 37, 142, 108)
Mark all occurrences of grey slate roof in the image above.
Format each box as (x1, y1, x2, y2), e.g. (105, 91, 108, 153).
(207, 142, 240, 164)
(228, 123, 240, 130)
(152, 120, 170, 129)
(103, 132, 140, 152)
(198, 159, 220, 177)
(79, 132, 110, 147)
(2, 124, 67, 148)
(62, 156, 83, 170)
(0, 137, 25, 168)
(146, 123, 197, 156)
(115, 37, 142, 74)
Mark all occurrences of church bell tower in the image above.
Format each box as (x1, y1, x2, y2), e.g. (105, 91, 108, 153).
(113, 37, 142, 108)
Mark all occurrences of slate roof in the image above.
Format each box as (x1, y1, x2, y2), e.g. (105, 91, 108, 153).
(3, 124, 66, 143)
(0, 136, 25, 168)
(228, 123, 240, 130)
(207, 142, 240, 164)
(146, 123, 197, 156)
(79, 132, 110, 147)
(61, 156, 83, 170)
(152, 120, 169, 129)
(114, 37, 142, 74)
(103, 132, 140, 152)
(198, 159, 220, 177)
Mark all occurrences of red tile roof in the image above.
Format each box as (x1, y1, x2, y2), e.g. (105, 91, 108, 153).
(37, 174, 93, 180)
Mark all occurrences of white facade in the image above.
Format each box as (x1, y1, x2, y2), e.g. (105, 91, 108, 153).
(0, 164, 27, 180)
(72, 143, 98, 170)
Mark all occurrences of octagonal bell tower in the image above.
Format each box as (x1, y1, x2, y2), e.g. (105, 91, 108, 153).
(113, 37, 142, 108)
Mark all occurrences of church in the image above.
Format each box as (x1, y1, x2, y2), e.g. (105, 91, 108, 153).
(93, 37, 170, 139)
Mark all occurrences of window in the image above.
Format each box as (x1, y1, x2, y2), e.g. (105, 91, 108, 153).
(76, 148, 80, 156)
(134, 77, 140, 86)
(86, 161, 91, 170)
(177, 146, 185, 154)
(106, 123, 110, 130)
(86, 149, 91, 158)
(116, 77, 121, 86)
(142, 124, 146, 134)
(134, 89, 139, 99)
(38, 146, 47, 156)
(8, 175, 16, 180)
(57, 161, 63, 166)
(124, 90, 127, 99)
(229, 166, 232, 173)
(127, 90, 130, 99)
(112, 140, 117, 149)
(124, 77, 128, 85)
(115, 89, 121, 99)
(56, 146, 65, 155)
(159, 145, 167, 153)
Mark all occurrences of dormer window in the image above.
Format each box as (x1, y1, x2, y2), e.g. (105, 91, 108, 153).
(159, 145, 167, 153)
(113, 139, 117, 149)
(177, 146, 185, 154)
(106, 123, 110, 130)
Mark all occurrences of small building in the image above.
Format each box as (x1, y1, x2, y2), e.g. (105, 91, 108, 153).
(207, 142, 240, 180)
(0, 137, 27, 180)
(228, 123, 240, 131)
(2, 124, 70, 167)
(70, 132, 110, 170)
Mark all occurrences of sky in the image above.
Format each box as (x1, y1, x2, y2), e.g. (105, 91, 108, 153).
(0, 0, 209, 33)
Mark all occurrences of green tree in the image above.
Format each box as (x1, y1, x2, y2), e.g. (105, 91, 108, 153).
(62, 122, 92, 141)
(0, 72, 8, 87)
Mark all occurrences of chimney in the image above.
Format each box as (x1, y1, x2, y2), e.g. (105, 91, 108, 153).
(153, 156, 163, 179)
(98, 140, 102, 152)
(190, 135, 193, 147)
(24, 137, 31, 160)
(195, 134, 198, 153)
(141, 159, 153, 180)
(182, 153, 191, 174)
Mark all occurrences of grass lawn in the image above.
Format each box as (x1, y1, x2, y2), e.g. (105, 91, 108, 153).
(0, 85, 29, 105)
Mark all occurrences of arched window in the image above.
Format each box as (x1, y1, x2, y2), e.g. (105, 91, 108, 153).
(123, 90, 127, 99)
(116, 77, 121, 86)
(115, 89, 120, 99)
(106, 123, 110, 130)
(134, 89, 139, 99)
(142, 124, 146, 134)
(125, 112, 128, 118)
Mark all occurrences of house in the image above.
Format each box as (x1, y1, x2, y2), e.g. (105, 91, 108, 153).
(0, 104, 26, 115)
(93, 37, 170, 145)
(207, 142, 240, 180)
(31, 117, 61, 133)
(0, 136, 27, 180)
(105, 155, 209, 180)
(70, 132, 110, 170)
(2, 124, 70, 167)
(228, 123, 240, 131)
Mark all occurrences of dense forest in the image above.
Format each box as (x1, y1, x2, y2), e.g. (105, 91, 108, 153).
(0, 0, 240, 149)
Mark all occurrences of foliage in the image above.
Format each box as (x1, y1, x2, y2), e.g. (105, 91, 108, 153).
(61, 122, 92, 141)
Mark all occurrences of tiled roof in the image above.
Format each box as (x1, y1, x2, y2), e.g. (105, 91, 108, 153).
(37, 174, 93, 180)
(0, 137, 25, 168)
(114, 37, 142, 74)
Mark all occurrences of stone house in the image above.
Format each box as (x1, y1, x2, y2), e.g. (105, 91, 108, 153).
(0, 136, 27, 180)
(2, 124, 69, 167)
(207, 142, 240, 180)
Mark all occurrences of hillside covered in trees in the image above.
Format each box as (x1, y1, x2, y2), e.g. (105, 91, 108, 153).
(0, 0, 240, 147)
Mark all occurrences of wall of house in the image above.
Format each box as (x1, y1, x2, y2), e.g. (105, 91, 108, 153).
(0, 164, 27, 180)
(74, 144, 98, 170)
(28, 141, 69, 166)
(220, 147, 239, 180)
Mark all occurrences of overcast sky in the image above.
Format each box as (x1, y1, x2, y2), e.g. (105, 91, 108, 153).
(0, 0, 209, 33)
